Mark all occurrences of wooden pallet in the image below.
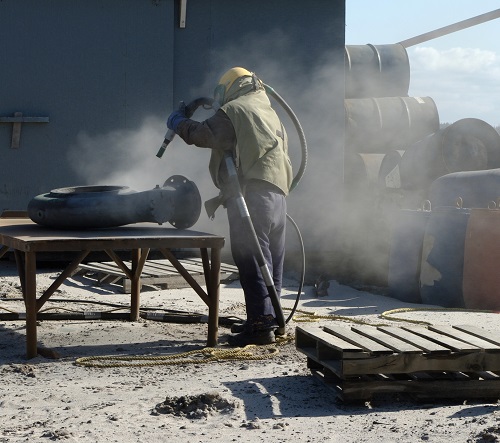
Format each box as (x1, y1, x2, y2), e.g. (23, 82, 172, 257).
(296, 323, 500, 402)
(76, 257, 239, 293)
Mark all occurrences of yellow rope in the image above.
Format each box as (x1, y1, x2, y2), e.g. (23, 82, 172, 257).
(75, 334, 294, 368)
(380, 306, 496, 325)
(290, 308, 388, 327)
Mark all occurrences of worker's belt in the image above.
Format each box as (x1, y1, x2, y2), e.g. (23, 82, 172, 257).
(204, 180, 284, 220)
(244, 179, 285, 195)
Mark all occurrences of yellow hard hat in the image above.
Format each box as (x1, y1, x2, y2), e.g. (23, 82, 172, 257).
(218, 67, 252, 91)
(214, 67, 253, 104)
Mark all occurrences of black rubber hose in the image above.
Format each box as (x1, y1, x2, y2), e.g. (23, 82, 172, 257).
(264, 84, 308, 191)
(184, 97, 215, 118)
(263, 84, 308, 324)
(223, 152, 287, 329)
(285, 213, 305, 323)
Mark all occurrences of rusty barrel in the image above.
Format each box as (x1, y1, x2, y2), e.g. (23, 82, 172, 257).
(463, 208, 500, 310)
(400, 118, 500, 191)
(345, 44, 410, 98)
(420, 205, 470, 307)
(388, 204, 431, 303)
(429, 168, 500, 209)
(345, 96, 439, 154)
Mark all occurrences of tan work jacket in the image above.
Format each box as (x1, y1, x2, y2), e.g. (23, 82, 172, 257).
(177, 89, 292, 194)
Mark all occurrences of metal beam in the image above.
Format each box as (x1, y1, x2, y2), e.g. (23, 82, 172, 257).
(398, 9, 500, 48)
(0, 112, 49, 149)
(179, 0, 187, 28)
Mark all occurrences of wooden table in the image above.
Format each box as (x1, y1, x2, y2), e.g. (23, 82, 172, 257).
(0, 218, 225, 358)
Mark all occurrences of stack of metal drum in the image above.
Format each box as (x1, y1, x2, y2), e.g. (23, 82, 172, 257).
(344, 43, 500, 309)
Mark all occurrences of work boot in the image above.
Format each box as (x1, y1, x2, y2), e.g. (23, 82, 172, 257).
(227, 329, 275, 347)
(231, 322, 286, 336)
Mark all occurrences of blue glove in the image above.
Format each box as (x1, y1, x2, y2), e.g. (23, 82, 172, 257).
(166, 102, 187, 132)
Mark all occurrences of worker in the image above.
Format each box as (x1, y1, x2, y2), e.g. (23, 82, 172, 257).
(166, 67, 293, 346)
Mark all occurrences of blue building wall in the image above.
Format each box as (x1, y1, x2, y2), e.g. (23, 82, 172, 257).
(0, 0, 345, 271)
(0, 1, 175, 206)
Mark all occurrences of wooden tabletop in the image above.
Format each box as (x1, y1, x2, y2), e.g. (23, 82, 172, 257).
(0, 218, 225, 252)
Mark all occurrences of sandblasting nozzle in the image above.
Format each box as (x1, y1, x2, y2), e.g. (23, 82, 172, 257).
(156, 129, 176, 158)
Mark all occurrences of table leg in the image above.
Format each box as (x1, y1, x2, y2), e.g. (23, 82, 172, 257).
(13, 250, 26, 301)
(25, 251, 38, 359)
(0, 245, 9, 260)
(130, 248, 149, 321)
(130, 249, 141, 321)
(206, 247, 221, 347)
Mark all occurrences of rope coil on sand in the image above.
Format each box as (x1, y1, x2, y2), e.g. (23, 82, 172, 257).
(73, 307, 377, 368)
(75, 336, 293, 368)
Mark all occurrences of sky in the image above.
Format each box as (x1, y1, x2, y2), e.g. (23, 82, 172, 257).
(345, 1, 500, 126)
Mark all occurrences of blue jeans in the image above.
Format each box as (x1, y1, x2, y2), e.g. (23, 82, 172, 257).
(226, 184, 286, 331)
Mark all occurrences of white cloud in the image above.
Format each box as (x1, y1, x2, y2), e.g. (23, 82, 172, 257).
(407, 46, 500, 125)
(411, 46, 497, 73)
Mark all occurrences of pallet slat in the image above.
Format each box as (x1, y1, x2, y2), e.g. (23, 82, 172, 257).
(454, 325, 500, 347)
(377, 326, 451, 353)
(76, 258, 238, 293)
(351, 325, 423, 353)
(401, 325, 481, 352)
(295, 324, 367, 360)
(323, 324, 394, 354)
(428, 325, 500, 351)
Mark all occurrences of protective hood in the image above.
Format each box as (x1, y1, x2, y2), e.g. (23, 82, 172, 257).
(216, 74, 264, 105)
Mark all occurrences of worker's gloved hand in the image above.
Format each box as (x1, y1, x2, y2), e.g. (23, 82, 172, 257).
(167, 102, 187, 132)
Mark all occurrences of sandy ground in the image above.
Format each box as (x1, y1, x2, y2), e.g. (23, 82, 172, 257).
(1, 258, 500, 443)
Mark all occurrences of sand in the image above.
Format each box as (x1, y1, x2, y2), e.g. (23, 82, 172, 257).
(1, 258, 500, 443)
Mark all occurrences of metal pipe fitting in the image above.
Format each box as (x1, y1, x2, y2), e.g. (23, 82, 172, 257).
(28, 175, 201, 230)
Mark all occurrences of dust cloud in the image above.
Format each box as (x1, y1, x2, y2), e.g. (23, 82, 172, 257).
(67, 32, 464, 286)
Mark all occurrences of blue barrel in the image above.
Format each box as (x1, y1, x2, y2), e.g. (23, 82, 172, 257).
(429, 168, 500, 209)
(420, 206, 470, 307)
(388, 206, 431, 303)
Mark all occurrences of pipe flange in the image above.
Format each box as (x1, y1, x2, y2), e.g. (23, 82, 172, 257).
(48, 185, 130, 196)
(163, 175, 202, 229)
